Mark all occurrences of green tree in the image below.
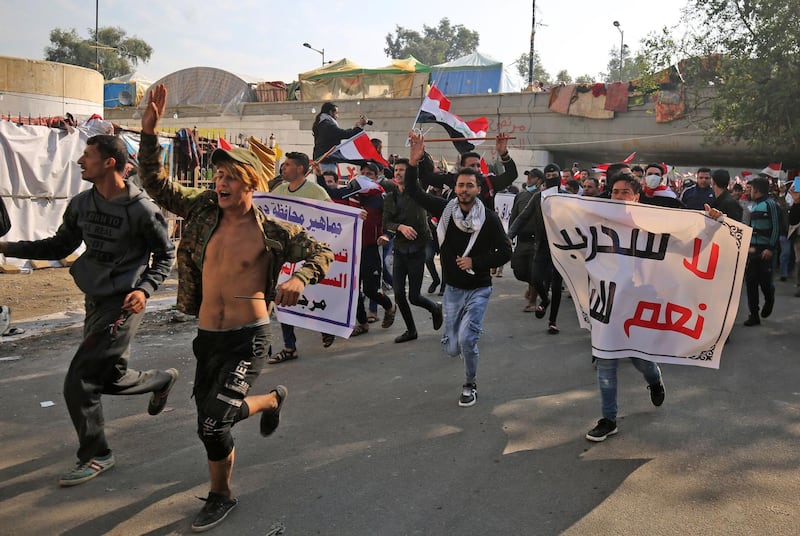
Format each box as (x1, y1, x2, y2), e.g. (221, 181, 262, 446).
(575, 74, 596, 84)
(640, 0, 800, 155)
(384, 18, 479, 65)
(555, 70, 572, 84)
(45, 26, 153, 80)
(604, 46, 644, 83)
(514, 52, 551, 86)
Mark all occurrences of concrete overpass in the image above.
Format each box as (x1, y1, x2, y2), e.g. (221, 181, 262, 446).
(106, 90, 788, 172)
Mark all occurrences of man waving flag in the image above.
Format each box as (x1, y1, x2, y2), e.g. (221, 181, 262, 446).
(415, 85, 489, 153)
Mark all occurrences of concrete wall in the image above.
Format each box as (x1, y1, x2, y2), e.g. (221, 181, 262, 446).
(0, 56, 103, 119)
(106, 90, 769, 169)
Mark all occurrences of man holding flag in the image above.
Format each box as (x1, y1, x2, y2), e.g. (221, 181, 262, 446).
(413, 85, 517, 211)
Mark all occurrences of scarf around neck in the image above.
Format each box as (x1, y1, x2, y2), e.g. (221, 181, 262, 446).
(437, 198, 486, 274)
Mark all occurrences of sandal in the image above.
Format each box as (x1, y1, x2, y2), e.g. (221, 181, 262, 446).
(381, 304, 397, 329)
(535, 300, 550, 319)
(351, 323, 369, 337)
(268, 348, 298, 364)
(321, 334, 335, 348)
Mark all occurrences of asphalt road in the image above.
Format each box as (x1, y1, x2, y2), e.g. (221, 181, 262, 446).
(1, 275, 798, 535)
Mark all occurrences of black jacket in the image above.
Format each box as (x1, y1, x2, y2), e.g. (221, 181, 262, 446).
(312, 116, 363, 161)
(405, 165, 511, 290)
(417, 152, 518, 211)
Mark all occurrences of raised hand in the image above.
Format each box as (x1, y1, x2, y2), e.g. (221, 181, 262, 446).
(408, 130, 425, 165)
(495, 132, 510, 156)
(142, 84, 167, 135)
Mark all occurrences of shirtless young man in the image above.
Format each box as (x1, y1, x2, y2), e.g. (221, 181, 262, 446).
(139, 85, 333, 532)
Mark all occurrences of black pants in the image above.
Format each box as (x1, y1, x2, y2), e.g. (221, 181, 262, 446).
(745, 247, 775, 315)
(425, 239, 441, 285)
(393, 246, 438, 333)
(357, 244, 392, 324)
(532, 257, 563, 324)
(193, 322, 271, 461)
(511, 240, 536, 284)
(64, 293, 171, 463)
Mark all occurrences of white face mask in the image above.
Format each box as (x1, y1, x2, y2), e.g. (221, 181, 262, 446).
(645, 174, 662, 188)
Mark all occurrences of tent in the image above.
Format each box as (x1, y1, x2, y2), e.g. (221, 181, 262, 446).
(137, 67, 260, 110)
(298, 57, 431, 101)
(431, 52, 517, 95)
(104, 72, 152, 108)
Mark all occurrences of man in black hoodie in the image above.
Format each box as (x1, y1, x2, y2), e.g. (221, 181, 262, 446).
(0, 135, 177, 487)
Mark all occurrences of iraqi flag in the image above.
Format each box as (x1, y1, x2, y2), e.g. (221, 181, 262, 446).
(416, 85, 489, 153)
(327, 131, 389, 168)
(592, 152, 637, 174)
(760, 162, 782, 179)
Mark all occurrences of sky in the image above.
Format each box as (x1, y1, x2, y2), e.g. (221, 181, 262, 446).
(2, 0, 690, 85)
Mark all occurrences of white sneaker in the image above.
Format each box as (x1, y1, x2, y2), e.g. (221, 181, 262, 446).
(0, 306, 10, 338)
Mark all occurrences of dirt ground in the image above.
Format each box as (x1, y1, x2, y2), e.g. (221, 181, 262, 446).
(0, 266, 178, 321)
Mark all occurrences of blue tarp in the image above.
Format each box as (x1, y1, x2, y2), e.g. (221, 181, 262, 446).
(430, 52, 503, 95)
(104, 82, 135, 107)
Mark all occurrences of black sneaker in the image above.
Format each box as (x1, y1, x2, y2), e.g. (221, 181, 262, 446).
(260, 385, 287, 437)
(743, 314, 760, 326)
(191, 492, 238, 533)
(432, 303, 443, 330)
(761, 294, 775, 318)
(648, 381, 665, 407)
(586, 418, 618, 442)
(458, 383, 477, 407)
(148, 368, 179, 416)
(394, 331, 418, 343)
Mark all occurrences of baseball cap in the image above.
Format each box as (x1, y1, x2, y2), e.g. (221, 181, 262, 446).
(543, 163, 561, 174)
(211, 146, 269, 181)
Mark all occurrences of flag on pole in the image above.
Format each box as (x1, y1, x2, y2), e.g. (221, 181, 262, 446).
(327, 131, 389, 168)
(760, 162, 782, 178)
(416, 85, 489, 153)
(592, 152, 637, 174)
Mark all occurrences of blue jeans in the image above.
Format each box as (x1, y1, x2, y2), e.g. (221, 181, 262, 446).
(595, 358, 662, 422)
(441, 286, 492, 384)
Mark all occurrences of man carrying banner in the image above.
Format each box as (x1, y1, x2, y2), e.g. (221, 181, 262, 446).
(584, 174, 671, 442)
(269, 152, 339, 356)
(139, 85, 333, 531)
(404, 132, 511, 407)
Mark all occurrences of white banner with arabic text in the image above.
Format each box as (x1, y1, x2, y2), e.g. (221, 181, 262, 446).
(543, 194, 751, 369)
(254, 193, 362, 338)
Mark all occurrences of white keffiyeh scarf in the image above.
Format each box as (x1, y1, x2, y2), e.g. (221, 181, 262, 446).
(437, 199, 485, 274)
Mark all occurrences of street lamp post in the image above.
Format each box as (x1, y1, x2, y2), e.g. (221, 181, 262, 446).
(302, 42, 325, 66)
(613, 21, 624, 82)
